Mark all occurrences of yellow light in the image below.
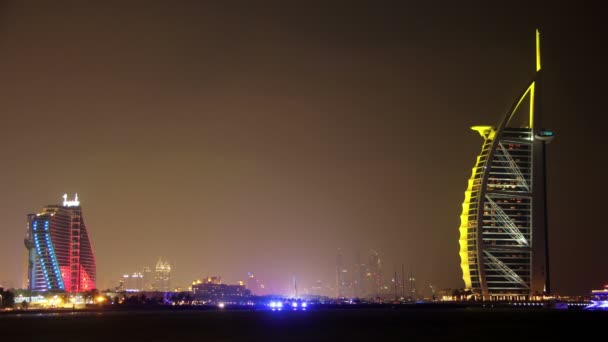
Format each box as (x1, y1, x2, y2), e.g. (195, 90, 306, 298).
(529, 82, 535, 129)
(96, 296, 106, 303)
(536, 29, 541, 71)
(459, 126, 497, 290)
(471, 126, 496, 140)
(504, 81, 535, 129)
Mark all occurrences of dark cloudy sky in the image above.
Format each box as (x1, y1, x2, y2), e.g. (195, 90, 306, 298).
(0, 1, 605, 295)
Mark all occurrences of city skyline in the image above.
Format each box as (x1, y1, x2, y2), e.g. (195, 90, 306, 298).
(0, 2, 606, 295)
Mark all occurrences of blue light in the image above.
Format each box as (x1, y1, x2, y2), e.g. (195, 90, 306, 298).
(585, 301, 608, 311)
(269, 302, 277, 308)
(301, 302, 307, 308)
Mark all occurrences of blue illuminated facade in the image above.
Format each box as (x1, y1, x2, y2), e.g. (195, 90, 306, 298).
(31, 220, 65, 291)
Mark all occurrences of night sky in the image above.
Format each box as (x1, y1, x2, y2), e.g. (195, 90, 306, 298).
(0, 1, 605, 295)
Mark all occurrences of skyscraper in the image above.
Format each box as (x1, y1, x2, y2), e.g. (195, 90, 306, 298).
(459, 30, 553, 300)
(120, 272, 144, 292)
(353, 252, 366, 298)
(335, 249, 349, 298)
(366, 250, 382, 297)
(246, 272, 260, 295)
(154, 257, 171, 292)
(24, 194, 96, 292)
(142, 266, 152, 290)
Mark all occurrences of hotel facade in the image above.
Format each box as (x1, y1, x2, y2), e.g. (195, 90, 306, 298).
(459, 31, 553, 300)
(24, 194, 97, 292)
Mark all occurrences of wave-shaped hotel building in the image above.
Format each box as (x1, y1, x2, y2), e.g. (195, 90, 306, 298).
(24, 194, 97, 292)
(459, 30, 554, 300)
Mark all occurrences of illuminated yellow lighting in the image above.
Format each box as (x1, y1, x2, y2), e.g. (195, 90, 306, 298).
(96, 296, 106, 303)
(529, 82, 535, 129)
(460, 31, 541, 296)
(459, 126, 496, 289)
(536, 29, 541, 71)
(504, 81, 535, 129)
(503, 31, 542, 129)
(471, 126, 496, 140)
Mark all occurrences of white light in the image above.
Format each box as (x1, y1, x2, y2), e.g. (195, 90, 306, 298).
(301, 302, 307, 308)
(277, 302, 283, 308)
(292, 302, 298, 308)
(269, 302, 276, 308)
(62, 193, 80, 207)
(218, 302, 225, 309)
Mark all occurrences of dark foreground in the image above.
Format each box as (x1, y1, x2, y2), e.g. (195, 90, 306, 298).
(1, 306, 605, 341)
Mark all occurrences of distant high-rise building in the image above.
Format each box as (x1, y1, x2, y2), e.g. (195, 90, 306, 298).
(24, 194, 96, 292)
(192, 277, 250, 302)
(142, 266, 152, 290)
(246, 272, 260, 295)
(154, 258, 171, 291)
(353, 252, 366, 298)
(310, 280, 324, 297)
(408, 269, 417, 301)
(366, 250, 382, 296)
(120, 272, 144, 292)
(459, 30, 553, 300)
(335, 249, 350, 297)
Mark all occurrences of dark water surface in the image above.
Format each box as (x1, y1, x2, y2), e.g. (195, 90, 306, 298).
(1, 308, 605, 341)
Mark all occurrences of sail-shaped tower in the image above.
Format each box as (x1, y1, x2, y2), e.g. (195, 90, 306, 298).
(459, 30, 554, 300)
